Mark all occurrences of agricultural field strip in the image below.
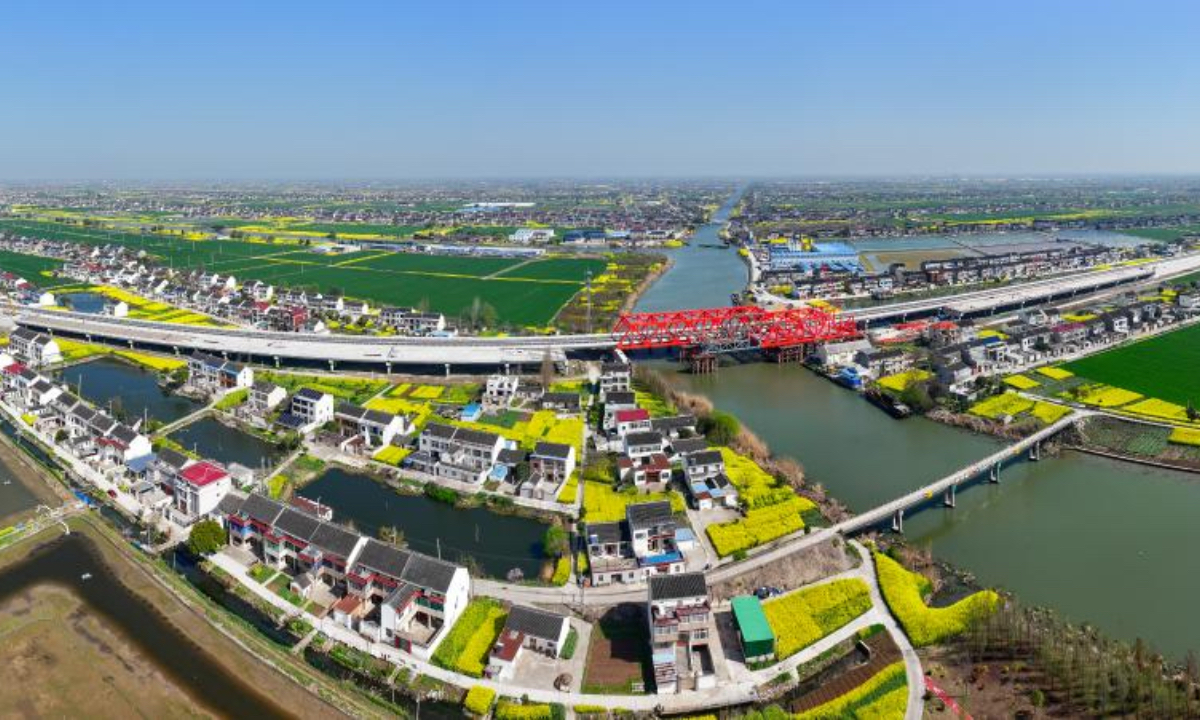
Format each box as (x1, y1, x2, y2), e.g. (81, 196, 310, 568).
(1061, 322, 1200, 409)
(0, 222, 592, 284)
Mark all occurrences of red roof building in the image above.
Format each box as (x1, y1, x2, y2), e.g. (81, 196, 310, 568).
(179, 461, 229, 487)
(615, 408, 650, 424)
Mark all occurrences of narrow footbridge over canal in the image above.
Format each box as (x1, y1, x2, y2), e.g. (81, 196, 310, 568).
(836, 409, 1090, 535)
(491, 409, 1091, 604)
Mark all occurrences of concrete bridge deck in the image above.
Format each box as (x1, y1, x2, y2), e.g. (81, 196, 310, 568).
(835, 410, 1088, 534)
(12, 306, 615, 368)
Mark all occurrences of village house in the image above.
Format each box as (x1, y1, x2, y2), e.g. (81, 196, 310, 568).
(226, 493, 470, 660)
(485, 605, 572, 681)
(380, 307, 446, 335)
(854, 347, 914, 377)
(247, 280, 274, 301)
(347, 539, 470, 658)
(223, 493, 364, 596)
(530, 441, 575, 484)
(649, 414, 697, 440)
(249, 381, 288, 413)
(97, 423, 153, 468)
(171, 460, 231, 523)
(647, 572, 716, 694)
(8, 328, 62, 367)
(483, 374, 520, 406)
(619, 430, 672, 490)
(411, 422, 511, 484)
(277, 388, 335, 434)
(599, 361, 632, 399)
(683, 450, 739, 510)
(509, 228, 556, 244)
(585, 501, 685, 586)
(611, 408, 652, 439)
(815, 338, 872, 368)
(333, 401, 411, 452)
(187, 352, 254, 393)
(601, 390, 638, 429)
(540, 392, 581, 414)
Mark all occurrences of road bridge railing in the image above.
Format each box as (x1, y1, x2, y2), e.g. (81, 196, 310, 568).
(836, 411, 1087, 534)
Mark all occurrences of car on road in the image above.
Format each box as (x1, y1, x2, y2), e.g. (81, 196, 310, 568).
(754, 586, 783, 600)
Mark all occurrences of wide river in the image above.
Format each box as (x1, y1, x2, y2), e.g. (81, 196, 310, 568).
(636, 200, 1200, 659)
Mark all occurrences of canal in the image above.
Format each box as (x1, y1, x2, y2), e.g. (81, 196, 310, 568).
(301, 467, 550, 580)
(59, 356, 201, 426)
(169, 417, 287, 472)
(638, 190, 1200, 659)
(0, 450, 40, 525)
(633, 184, 748, 313)
(0, 533, 293, 718)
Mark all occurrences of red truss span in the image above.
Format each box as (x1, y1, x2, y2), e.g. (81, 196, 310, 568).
(612, 305, 859, 352)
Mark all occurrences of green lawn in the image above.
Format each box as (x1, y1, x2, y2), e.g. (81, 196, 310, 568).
(1062, 323, 1200, 407)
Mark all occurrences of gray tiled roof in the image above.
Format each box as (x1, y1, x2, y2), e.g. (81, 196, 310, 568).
(532, 441, 572, 460)
(626, 501, 673, 531)
(685, 450, 724, 467)
(400, 553, 458, 594)
(505, 605, 568, 642)
(355, 539, 413, 579)
(240, 493, 286, 525)
(308, 522, 361, 559)
(275, 507, 322, 542)
(648, 572, 708, 601)
(586, 521, 628, 545)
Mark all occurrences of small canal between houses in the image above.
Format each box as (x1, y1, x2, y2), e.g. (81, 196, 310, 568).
(169, 417, 287, 473)
(302, 467, 550, 580)
(58, 356, 201, 426)
(59, 291, 106, 314)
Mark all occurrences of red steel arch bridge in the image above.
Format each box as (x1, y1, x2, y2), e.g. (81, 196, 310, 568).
(611, 305, 859, 368)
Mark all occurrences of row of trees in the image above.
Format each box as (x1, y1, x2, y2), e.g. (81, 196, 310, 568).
(955, 600, 1198, 716)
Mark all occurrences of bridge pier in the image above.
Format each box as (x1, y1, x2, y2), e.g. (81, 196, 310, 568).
(173, 346, 179, 356)
(328, 359, 335, 371)
(1029, 441, 1041, 461)
(988, 462, 1000, 483)
(688, 352, 717, 374)
(444, 363, 451, 377)
(128, 339, 135, 349)
(274, 356, 281, 368)
(385, 362, 392, 375)
(892, 509, 904, 533)
(944, 483, 957, 508)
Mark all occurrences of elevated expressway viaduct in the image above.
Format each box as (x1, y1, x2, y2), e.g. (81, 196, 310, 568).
(12, 307, 617, 373)
(759, 250, 1200, 326)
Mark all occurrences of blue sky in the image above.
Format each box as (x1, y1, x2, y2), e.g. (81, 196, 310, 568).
(2, 0, 1199, 179)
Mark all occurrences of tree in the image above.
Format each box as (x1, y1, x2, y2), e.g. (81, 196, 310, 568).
(699, 411, 740, 445)
(187, 519, 227, 556)
(543, 525, 569, 558)
(900, 381, 935, 412)
(1187, 400, 1197, 422)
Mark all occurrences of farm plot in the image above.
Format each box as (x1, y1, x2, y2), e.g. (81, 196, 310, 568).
(0, 219, 601, 327)
(1062, 323, 1200, 408)
(582, 607, 650, 695)
(492, 257, 607, 282)
(0, 249, 63, 285)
